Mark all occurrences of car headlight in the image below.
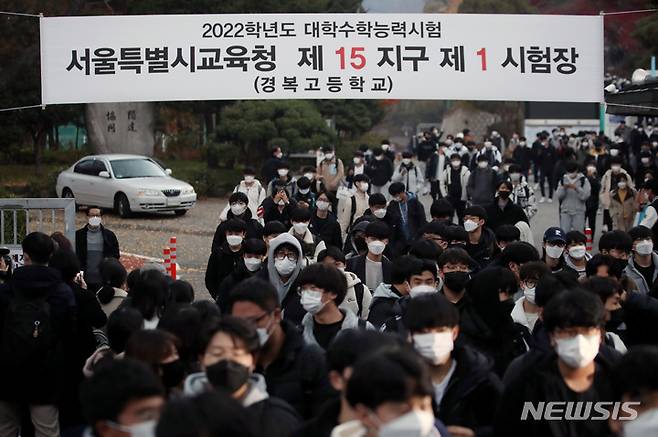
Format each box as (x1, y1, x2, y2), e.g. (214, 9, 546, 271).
(181, 187, 195, 195)
(137, 189, 162, 197)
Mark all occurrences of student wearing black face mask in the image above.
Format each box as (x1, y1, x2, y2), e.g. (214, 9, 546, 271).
(599, 230, 633, 276)
(486, 181, 528, 232)
(185, 316, 300, 437)
(125, 330, 186, 395)
(581, 277, 627, 353)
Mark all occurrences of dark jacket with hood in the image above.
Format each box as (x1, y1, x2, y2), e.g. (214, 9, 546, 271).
(366, 157, 394, 186)
(367, 282, 405, 329)
(485, 200, 529, 231)
(0, 265, 76, 403)
(216, 260, 261, 313)
(436, 345, 503, 437)
(257, 233, 306, 325)
(257, 320, 334, 419)
(211, 208, 264, 251)
(310, 212, 343, 251)
(386, 194, 428, 255)
(75, 224, 120, 271)
(205, 242, 244, 299)
(261, 197, 298, 228)
(466, 227, 497, 267)
(495, 348, 621, 437)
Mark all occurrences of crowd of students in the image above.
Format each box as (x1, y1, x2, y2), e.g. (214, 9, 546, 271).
(2, 121, 658, 437)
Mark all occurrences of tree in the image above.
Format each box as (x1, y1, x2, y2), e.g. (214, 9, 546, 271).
(215, 100, 336, 165)
(632, 0, 658, 62)
(314, 100, 385, 139)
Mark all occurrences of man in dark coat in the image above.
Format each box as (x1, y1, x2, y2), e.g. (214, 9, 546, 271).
(75, 207, 120, 291)
(386, 182, 427, 256)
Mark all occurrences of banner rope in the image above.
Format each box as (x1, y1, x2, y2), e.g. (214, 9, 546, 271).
(601, 8, 658, 16)
(606, 103, 658, 111)
(0, 104, 44, 113)
(0, 11, 41, 17)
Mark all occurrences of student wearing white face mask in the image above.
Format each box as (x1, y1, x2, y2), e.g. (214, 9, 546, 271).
(214, 192, 265, 250)
(221, 167, 266, 221)
(289, 207, 326, 263)
(337, 174, 370, 237)
(392, 151, 422, 195)
(76, 207, 120, 292)
(496, 289, 619, 437)
(511, 261, 551, 351)
(293, 176, 316, 210)
(624, 226, 658, 295)
(267, 162, 297, 198)
(258, 233, 307, 325)
(205, 218, 247, 300)
(555, 160, 590, 233)
(541, 227, 577, 275)
(346, 222, 393, 292)
(298, 264, 373, 350)
(563, 231, 592, 279)
(216, 239, 267, 313)
(600, 156, 634, 232)
(310, 191, 343, 250)
(610, 173, 638, 232)
(403, 293, 503, 437)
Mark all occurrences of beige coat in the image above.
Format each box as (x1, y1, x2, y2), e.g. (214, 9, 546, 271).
(609, 189, 638, 232)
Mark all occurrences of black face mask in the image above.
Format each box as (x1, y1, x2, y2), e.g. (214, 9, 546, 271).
(606, 308, 625, 331)
(160, 359, 186, 389)
(206, 360, 251, 393)
(612, 257, 629, 272)
(498, 191, 511, 200)
(443, 271, 470, 292)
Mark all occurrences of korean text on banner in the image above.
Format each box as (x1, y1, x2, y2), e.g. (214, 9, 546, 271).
(40, 13, 604, 104)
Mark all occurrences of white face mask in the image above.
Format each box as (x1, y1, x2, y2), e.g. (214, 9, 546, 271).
(478, 161, 488, 169)
(373, 209, 387, 219)
(276, 199, 286, 206)
(617, 181, 627, 189)
(610, 149, 620, 156)
(409, 285, 437, 298)
(568, 245, 587, 260)
(611, 165, 622, 173)
(358, 182, 369, 192)
(324, 153, 334, 161)
(298, 188, 310, 195)
(451, 160, 461, 169)
(256, 317, 273, 346)
(110, 420, 157, 437)
(623, 408, 658, 437)
(413, 332, 453, 365)
(642, 157, 651, 165)
(402, 158, 411, 165)
(275, 152, 283, 159)
(545, 245, 564, 259)
(367, 240, 386, 256)
(555, 333, 600, 369)
(636, 240, 654, 256)
(316, 200, 330, 211)
(464, 220, 479, 233)
(244, 175, 255, 183)
(586, 166, 596, 174)
(293, 222, 309, 235)
(226, 235, 243, 247)
(381, 144, 390, 151)
(301, 289, 325, 314)
(510, 173, 521, 182)
(275, 257, 297, 276)
(304, 173, 315, 181)
(244, 257, 262, 272)
(88, 216, 102, 227)
(230, 203, 247, 216)
(277, 169, 289, 177)
(523, 286, 536, 304)
(378, 410, 436, 437)
(353, 157, 362, 165)
(520, 141, 526, 146)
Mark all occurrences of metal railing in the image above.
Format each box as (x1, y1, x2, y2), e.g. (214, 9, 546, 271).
(0, 198, 76, 260)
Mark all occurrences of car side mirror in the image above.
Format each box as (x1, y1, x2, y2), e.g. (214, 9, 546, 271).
(165, 168, 172, 176)
(98, 171, 110, 178)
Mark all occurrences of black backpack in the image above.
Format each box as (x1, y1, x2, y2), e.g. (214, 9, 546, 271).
(0, 292, 55, 368)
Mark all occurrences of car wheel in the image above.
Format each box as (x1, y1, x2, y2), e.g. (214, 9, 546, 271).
(115, 194, 131, 218)
(174, 209, 187, 216)
(61, 188, 79, 210)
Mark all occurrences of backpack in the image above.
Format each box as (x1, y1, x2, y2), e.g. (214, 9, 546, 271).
(0, 292, 55, 368)
(357, 318, 367, 329)
(353, 282, 365, 317)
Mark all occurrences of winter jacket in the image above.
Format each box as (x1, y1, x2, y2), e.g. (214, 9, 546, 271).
(537, 144, 559, 172)
(466, 227, 497, 267)
(317, 158, 345, 192)
(258, 233, 307, 325)
(510, 176, 537, 219)
(440, 165, 471, 201)
(288, 227, 326, 263)
(609, 189, 638, 231)
(467, 168, 499, 207)
(366, 158, 394, 187)
(622, 291, 658, 346)
(386, 194, 428, 254)
(211, 208, 264, 251)
(346, 254, 392, 289)
(495, 349, 620, 437)
(256, 320, 334, 419)
(392, 162, 422, 194)
(220, 180, 267, 221)
(205, 242, 244, 299)
(426, 152, 448, 182)
(337, 191, 369, 236)
(0, 265, 76, 404)
(563, 252, 592, 279)
(301, 309, 373, 349)
(367, 283, 404, 329)
(75, 224, 120, 271)
(510, 297, 538, 352)
(624, 253, 658, 295)
(267, 176, 298, 198)
(310, 212, 343, 250)
(339, 271, 372, 320)
(260, 196, 298, 228)
(586, 176, 601, 211)
(599, 168, 633, 209)
(436, 345, 503, 437)
(470, 147, 502, 169)
(216, 261, 261, 313)
(485, 200, 529, 231)
(99, 287, 128, 317)
(555, 173, 591, 214)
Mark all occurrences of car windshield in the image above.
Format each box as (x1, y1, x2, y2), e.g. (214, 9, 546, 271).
(110, 159, 166, 179)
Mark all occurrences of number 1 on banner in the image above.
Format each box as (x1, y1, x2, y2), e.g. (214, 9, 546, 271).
(477, 48, 487, 71)
(336, 47, 366, 70)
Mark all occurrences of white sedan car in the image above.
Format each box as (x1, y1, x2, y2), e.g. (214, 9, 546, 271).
(56, 154, 196, 217)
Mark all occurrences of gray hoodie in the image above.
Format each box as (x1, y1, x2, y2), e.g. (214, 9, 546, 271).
(183, 371, 269, 407)
(372, 283, 399, 300)
(624, 252, 658, 295)
(556, 173, 591, 214)
(267, 233, 306, 303)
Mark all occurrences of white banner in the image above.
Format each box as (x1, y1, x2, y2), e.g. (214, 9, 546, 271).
(40, 13, 604, 104)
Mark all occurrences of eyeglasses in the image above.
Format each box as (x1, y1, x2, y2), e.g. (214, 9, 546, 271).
(244, 312, 271, 325)
(275, 252, 298, 262)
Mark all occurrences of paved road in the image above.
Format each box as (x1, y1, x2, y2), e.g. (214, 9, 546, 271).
(87, 185, 599, 300)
